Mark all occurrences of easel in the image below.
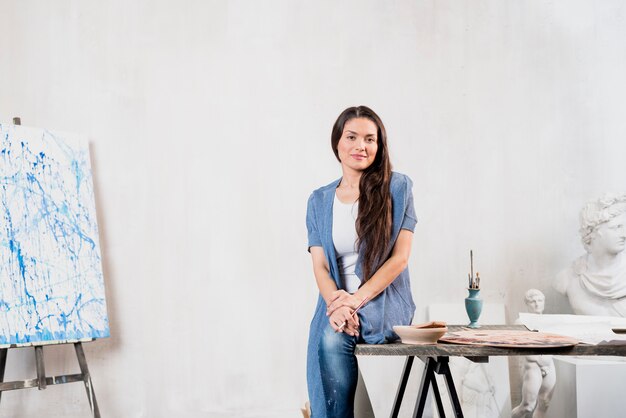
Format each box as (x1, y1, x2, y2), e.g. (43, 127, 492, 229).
(0, 342, 100, 417)
(0, 117, 101, 417)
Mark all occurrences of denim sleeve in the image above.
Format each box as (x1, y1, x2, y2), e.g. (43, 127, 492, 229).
(401, 177, 418, 232)
(306, 193, 322, 252)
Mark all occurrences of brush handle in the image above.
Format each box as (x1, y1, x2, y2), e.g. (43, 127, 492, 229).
(337, 296, 369, 331)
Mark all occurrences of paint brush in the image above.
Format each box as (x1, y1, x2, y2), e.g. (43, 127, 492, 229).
(337, 296, 369, 332)
(470, 250, 474, 287)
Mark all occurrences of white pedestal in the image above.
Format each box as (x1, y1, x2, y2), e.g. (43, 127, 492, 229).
(548, 356, 626, 418)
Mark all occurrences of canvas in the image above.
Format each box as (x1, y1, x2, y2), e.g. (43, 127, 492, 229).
(0, 123, 109, 346)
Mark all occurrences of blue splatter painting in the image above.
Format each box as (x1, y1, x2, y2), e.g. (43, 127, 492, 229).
(0, 124, 109, 347)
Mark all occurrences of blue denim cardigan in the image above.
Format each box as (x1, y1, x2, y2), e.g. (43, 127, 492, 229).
(306, 171, 417, 417)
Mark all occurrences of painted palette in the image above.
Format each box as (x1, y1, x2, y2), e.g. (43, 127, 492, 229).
(0, 124, 109, 347)
(440, 330, 579, 348)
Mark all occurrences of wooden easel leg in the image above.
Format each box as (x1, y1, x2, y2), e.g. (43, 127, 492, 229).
(0, 348, 7, 404)
(74, 343, 101, 418)
(34, 346, 47, 390)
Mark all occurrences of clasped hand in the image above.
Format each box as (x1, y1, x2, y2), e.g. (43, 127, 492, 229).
(326, 290, 364, 336)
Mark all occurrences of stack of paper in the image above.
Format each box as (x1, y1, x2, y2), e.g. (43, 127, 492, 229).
(517, 313, 626, 345)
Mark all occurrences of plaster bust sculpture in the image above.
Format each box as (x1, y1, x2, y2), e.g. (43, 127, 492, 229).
(553, 194, 626, 316)
(511, 289, 555, 418)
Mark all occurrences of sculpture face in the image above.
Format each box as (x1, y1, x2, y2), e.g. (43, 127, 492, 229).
(526, 294, 545, 314)
(554, 195, 626, 317)
(590, 213, 626, 256)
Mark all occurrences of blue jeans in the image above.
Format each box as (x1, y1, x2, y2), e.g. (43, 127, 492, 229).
(317, 323, 359, 418)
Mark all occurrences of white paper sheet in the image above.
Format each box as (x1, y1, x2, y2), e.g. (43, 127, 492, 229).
(518, 313, 626, 344)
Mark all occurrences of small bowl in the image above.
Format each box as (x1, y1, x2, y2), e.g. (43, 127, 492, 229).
(393, 325, 448, 345)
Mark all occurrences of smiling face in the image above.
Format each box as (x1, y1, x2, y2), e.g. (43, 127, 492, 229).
(336, 118, 379, 173)
(591, 213, 626, 256)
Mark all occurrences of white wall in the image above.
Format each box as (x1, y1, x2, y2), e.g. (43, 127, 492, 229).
(1, 1, 625, 417)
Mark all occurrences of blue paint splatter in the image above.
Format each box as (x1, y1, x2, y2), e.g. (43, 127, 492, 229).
(0, 125, 109, 346)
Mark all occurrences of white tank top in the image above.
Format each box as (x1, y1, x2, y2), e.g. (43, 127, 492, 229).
(332, 194, 361, 293)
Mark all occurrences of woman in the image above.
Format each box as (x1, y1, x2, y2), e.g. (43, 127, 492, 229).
(306, 106, 417, 418)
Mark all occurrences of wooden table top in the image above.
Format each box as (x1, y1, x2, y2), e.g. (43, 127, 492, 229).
(354, 325, 626, 357)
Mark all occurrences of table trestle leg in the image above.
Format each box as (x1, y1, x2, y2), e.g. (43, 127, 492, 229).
(413, 357, 438, 418)
(390, 355, 414, 418)
(390, 355, 467, 418)
(430, 366, 446, 418)
(435, 357, 464, 418)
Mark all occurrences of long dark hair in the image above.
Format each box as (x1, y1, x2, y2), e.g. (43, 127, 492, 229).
(331, 106, 392, 282)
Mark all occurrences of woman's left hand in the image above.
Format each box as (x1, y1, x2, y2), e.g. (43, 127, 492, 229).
(326, 290, 364, 316)
(328, 306, 360, 336)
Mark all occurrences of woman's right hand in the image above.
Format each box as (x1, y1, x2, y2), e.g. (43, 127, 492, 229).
(328, 306, 360, 337)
